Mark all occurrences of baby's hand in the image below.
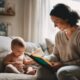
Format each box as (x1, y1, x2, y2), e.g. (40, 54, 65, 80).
(13, 62, 24, 68)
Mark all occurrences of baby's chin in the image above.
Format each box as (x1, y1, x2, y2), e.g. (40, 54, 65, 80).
(14, 54, 21, 57)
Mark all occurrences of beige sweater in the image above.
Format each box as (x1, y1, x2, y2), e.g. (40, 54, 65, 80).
(53, 27, 80, 65)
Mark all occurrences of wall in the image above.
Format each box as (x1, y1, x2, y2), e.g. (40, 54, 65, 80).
(0, 0, 24, 38)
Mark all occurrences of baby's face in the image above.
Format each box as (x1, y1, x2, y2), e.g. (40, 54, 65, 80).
(12, 45, 25, 57)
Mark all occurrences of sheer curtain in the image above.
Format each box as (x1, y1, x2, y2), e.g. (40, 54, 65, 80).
(24, 0, 39, 43)
(24, 0, 80, 43)
(24, 0, 58, 43)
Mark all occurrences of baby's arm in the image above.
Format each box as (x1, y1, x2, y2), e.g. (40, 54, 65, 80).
(3, 54, 14, 65)
(4, 55, 24, 70)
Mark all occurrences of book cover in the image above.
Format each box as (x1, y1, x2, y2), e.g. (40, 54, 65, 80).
(26, 53, 56, 73)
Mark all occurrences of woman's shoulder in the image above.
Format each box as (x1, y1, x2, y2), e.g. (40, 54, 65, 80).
(55, 31, 64, 38)
(75, 26, 80, 35)
(55, 31, 64, 43)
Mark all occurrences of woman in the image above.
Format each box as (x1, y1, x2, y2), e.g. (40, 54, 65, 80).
(50, 3, 80, 80)
(37, 3, 80, 80)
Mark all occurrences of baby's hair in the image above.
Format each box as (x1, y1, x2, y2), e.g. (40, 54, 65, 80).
(11, 37, 26, 48)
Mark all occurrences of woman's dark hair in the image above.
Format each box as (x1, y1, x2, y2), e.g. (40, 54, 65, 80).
(50, 3, 80, 26)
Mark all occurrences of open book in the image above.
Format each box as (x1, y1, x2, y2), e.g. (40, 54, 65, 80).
(26, 53, 56, 73)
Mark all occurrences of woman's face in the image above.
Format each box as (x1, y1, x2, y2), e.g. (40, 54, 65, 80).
(51, 16, 69, 31)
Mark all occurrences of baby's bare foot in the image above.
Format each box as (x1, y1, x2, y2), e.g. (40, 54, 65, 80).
(27, 70, 36, 75)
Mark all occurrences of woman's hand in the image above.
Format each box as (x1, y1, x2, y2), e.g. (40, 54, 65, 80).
(51, 61, 63, 69)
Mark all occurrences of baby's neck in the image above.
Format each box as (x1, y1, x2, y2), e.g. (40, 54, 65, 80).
(11, 52, 19, 57)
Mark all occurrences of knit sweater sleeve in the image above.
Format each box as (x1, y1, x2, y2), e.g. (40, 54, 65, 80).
(53, 32, 61, 61)
(76, 30, 80, 55)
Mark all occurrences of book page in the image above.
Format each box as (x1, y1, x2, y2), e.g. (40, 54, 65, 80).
(32, 48, 45, 57)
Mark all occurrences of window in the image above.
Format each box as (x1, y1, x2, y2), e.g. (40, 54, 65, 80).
(41, 0, 80, 43)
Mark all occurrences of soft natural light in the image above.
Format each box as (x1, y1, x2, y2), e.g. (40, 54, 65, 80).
(24, 0, 80, 43)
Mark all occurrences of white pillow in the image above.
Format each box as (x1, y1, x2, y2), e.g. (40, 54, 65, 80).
(45, 38, 54, 54)
(0, 36, 12, 52)
(32, 48, 45, 56)
(25, 42, 40, 53)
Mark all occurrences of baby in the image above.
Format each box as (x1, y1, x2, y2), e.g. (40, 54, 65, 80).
(3, 37, 36, 75)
